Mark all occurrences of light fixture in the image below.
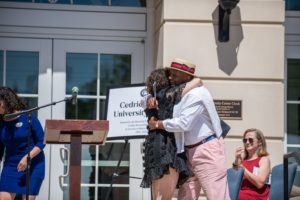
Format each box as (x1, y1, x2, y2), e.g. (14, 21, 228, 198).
(218, 0, 240, 42)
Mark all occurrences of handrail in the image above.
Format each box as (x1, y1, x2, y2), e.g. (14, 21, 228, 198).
(283, 151, 300, 200)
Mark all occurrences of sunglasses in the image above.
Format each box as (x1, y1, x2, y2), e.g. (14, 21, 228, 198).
(243, 138, 255, 144)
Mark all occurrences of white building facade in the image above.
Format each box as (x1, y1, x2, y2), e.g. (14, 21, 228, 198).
(0, 0, 299, 199)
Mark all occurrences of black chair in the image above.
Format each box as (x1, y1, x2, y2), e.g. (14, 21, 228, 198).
(269, 163, 298, 200)
(227, 167, 244, 200)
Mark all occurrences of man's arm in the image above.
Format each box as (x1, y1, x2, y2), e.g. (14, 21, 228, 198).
(148, 92, 204, 132)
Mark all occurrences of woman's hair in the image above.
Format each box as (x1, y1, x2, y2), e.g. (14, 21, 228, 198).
(0, 87, 26, 114)
(243, 128, 269, 159)
(145, 68, 170, 96)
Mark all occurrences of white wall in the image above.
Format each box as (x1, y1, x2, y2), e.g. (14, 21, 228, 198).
(153, 0, 285, 168)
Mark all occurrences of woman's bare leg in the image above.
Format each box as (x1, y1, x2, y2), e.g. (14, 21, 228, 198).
(151, 167, 179, 200)
(0, 192, 16, 200)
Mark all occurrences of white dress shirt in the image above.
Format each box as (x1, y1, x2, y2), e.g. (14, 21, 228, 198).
(163, 86, 222, 153)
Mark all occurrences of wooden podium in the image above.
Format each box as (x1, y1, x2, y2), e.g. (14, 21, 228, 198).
(45, 120, 109, 200)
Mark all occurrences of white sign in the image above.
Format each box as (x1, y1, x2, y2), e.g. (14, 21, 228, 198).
(106, 84, 148, 139)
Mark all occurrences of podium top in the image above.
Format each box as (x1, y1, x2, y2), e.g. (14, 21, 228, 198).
(45, 119, 109, 144)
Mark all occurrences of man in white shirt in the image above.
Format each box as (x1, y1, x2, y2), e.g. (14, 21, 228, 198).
(148, 58, 230, 200)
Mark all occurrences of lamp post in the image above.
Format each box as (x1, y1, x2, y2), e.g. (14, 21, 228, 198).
(218, 0, 240, 42)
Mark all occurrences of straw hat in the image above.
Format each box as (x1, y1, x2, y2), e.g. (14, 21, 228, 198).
(165, 58, 196, 76)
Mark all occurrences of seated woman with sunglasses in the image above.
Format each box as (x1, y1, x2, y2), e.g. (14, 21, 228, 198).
(232, 128, 271, 200)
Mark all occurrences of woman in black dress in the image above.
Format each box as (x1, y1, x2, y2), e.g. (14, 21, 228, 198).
(140, 68, 201, 199)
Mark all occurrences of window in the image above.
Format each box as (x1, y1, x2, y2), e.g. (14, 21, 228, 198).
(62, 52, 131, 200)
(0, 50, 39, 109)
(0, 0, 146, 7)
(286, 0, 300, 11)
(286, 58, 300, 187)
(0, 51, 3, 85)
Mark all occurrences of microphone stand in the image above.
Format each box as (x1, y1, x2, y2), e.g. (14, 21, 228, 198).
(75, 101, 78, 120)
(4, 96, 73, 200)
(26, 113, 31, 200)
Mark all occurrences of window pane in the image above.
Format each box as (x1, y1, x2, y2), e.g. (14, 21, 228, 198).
(81, 145, 96, 184)
(23, 97, 38, 116)
(0, 0, 32, 2)
(73, 0, 108, 5)
(111, 0, 146, 7)
(100, 99, 106, 120)
(65, 99, 97, 120)
(66, 53, 97, 96)
(99, 143, 129, 161)
(36, 0, 72, 4)
(63, 186, 69, 200)
(0, 0, 145, 6)
(287, 104, 300, 144)
(98, 143, 129, 184)
(82, 144, 96, 160)
(6, 51, 39, 94)
(81, 187, 94, 200)
(63, 186, 95, 200)
(98, 187, 129, 200)
(36, 0, 109, 5)
(287, 59, 300, 101)
(286, 0, 300, 11)
(23, 97, 38, 108)
(0, 51, 3, 86)
(81, 165, 95, 184)
(98, 166, 129, 184)
(100, 54, 131, 95)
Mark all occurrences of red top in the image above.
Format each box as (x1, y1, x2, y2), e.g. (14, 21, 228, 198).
(238, 157, 270, 200)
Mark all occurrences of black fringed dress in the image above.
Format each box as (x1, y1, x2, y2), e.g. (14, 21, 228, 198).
(140, 84, 193, 188)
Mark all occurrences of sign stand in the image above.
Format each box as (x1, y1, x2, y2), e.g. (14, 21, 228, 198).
(105, 84, 149, 199)
(104, 138, 129, 200)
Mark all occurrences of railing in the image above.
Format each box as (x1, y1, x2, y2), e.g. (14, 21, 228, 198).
(283, 151, 300, 200)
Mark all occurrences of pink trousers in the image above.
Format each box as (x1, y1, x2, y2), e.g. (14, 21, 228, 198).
(178, 137, 230, 200)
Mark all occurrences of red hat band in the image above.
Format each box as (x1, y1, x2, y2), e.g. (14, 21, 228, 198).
(170, 62, 195, 74)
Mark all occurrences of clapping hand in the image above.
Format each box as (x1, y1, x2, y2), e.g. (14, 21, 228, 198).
(235, 147, 244, 160)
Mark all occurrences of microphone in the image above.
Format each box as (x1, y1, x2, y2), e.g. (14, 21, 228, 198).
(153, 81, 157, 99)
(3, 111, 22, 121)
(71, 86, 79, 105)
(3, 112, 20, 121)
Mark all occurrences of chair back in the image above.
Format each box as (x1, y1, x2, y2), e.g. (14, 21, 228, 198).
(269, 163, 297, 200)
(227, 167, 244, 200)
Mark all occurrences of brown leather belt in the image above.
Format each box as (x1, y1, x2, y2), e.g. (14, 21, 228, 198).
(184, 135, 217, 149)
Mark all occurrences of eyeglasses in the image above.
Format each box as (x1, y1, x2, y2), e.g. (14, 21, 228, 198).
(242, 138, 255, 144)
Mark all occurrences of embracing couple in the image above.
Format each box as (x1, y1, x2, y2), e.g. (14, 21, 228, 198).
(140, 58, 230, 200)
